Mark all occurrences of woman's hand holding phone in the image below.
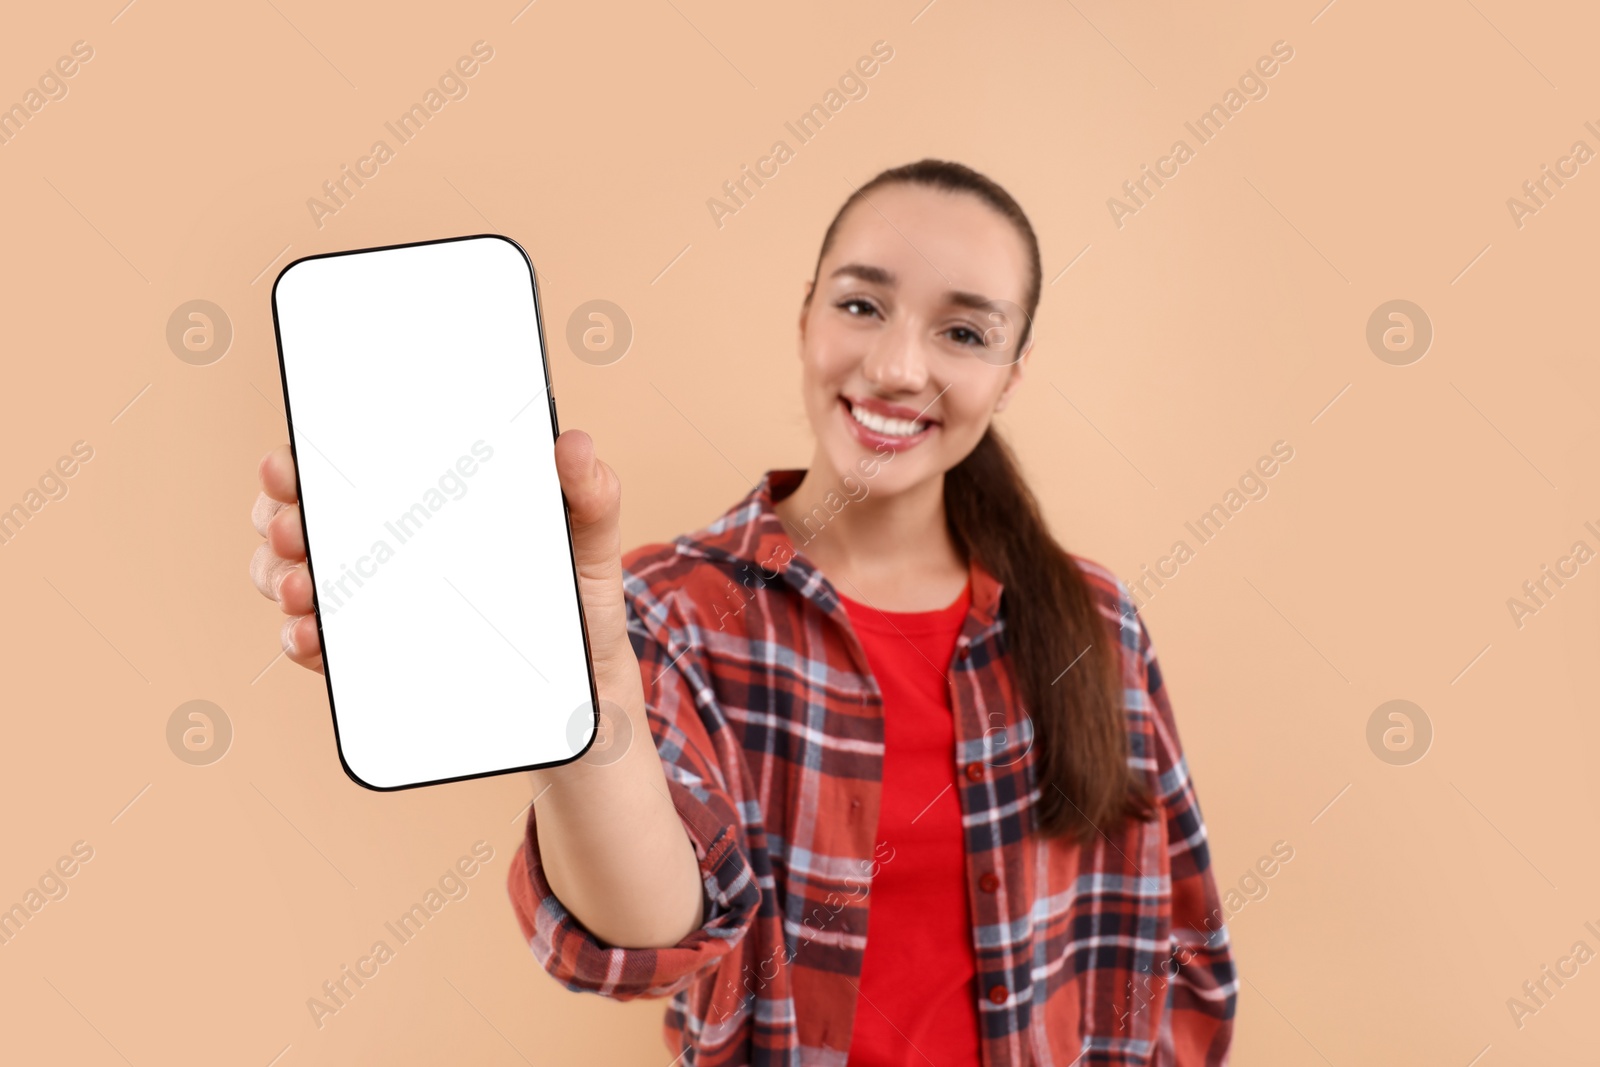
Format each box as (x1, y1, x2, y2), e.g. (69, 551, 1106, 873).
(248, 429, 706, 948)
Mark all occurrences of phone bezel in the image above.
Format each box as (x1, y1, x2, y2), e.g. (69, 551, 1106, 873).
(269, 232, 602, 791)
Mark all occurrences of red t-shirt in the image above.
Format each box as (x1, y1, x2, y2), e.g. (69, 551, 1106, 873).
(838, 580, 981, 1067)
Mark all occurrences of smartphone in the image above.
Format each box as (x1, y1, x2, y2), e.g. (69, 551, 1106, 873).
(271, 234, 598, 789)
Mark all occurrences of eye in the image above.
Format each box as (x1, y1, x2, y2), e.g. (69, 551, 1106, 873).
(835, 297, 880, 318)
(946, 323, 984, 347)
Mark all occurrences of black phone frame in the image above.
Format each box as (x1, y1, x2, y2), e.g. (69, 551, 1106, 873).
(270, 233, 602, 791)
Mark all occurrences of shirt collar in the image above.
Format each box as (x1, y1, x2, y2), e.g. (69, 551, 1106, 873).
(675, 468, 1005, 628)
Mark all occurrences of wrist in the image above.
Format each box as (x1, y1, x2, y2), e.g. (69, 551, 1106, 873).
(592, 656, 645, 706)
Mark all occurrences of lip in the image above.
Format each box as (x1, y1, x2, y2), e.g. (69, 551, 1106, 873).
(838, 395, 938, 453)
(845, 395, 938, 423)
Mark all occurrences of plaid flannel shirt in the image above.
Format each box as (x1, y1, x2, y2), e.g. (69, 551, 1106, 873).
(507, 469, 1237, 1065)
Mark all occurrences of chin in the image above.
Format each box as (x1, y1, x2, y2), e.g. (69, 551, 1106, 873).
(823, 436, 933, 497)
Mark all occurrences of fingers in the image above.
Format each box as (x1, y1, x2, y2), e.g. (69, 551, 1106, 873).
(250, 543, 316, 613)
(250, 445, 305, 597)
(259, 444, 300, 505)
(280, 614, 325, 674)
(266, 503, 305, 561)
(250, 541, 292, 601)
(254, 442, 322, 674)
(251, 491, 285, 537)
(276, 565, 314, 615)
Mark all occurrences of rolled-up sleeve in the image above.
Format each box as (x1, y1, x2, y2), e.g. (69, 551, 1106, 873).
(1137, 613, 1238, 1066)
(506, 581, 762, 1000)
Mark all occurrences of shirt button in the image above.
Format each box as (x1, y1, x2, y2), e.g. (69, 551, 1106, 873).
(965, 762, 986, 783)
(958, 643, 971, 661)
(987, 984, 1009, 1005)
(979, 872, 1000, 893)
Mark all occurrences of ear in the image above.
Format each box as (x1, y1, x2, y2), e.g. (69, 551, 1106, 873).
(797, 279, 814, 350)
(992, 337, 1032, 413)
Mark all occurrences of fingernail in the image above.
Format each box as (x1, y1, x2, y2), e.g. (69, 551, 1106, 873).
(281, 616, 299, 656)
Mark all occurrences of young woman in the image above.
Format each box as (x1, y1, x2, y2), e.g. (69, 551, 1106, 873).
(250, 159, 1237, 1066)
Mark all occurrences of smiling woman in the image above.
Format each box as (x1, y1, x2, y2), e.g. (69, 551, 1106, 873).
(512, 159, 1236, 1065)
(248, 157, 1239, 1066)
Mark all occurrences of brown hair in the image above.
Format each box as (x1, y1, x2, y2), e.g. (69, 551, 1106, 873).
(805, 158, 1157, 844)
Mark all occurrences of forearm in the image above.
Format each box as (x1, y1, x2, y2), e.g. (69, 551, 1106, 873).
(527, 661, 706, 949)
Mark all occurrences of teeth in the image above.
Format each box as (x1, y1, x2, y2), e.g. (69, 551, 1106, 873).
(848, 402, 928, 437)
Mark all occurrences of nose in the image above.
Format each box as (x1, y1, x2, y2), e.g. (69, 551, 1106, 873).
(860, 320, 930, 394)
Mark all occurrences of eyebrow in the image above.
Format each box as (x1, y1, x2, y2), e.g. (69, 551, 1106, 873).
(827, 262, 1004, 314)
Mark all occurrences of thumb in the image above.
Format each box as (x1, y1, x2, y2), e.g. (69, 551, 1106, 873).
(552, 429, 634, 677)
(554, 429, 621, 577)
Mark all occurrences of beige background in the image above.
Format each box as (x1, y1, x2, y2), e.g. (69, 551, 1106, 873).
(2, 0, 1597, 1063)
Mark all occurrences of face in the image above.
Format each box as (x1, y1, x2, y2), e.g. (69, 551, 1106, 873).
(797, 183, 1034, 498)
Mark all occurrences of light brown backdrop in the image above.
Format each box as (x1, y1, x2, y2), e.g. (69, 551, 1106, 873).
(2, 0, 1597, 1063)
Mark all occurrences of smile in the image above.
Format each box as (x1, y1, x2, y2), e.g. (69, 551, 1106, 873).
(840, 396, 938, 451)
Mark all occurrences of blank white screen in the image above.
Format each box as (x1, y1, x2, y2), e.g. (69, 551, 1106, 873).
(273, 235, 594, 789)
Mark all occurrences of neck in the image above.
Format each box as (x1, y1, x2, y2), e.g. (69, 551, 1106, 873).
(774, 448, 967, 610)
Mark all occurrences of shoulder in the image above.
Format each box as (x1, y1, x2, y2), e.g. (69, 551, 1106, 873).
(620, 538, 748, 638)
(1066, 552, 1132, 616)
(1064, 552, 1143, 643)
(1064, 555, 1188, 808)
(621, 539, 711, 590)
(1060, 551, 1157, 700)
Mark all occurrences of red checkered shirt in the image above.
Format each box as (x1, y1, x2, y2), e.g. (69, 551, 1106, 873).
(507, 469, 1237, 1065)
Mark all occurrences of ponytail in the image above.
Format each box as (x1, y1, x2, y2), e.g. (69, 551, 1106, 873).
(946, 429, 1156, 843)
